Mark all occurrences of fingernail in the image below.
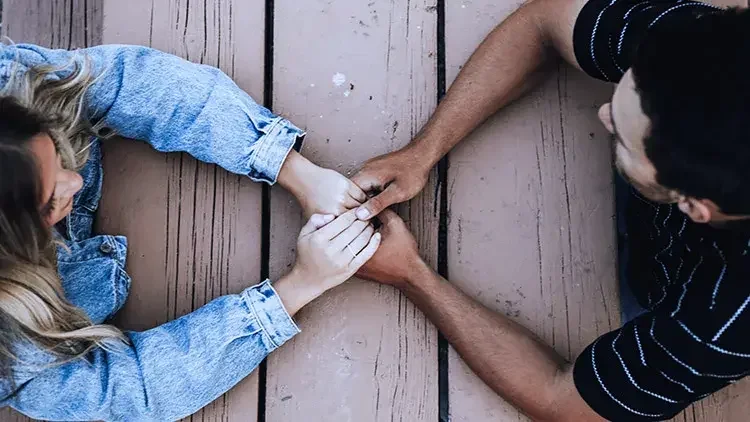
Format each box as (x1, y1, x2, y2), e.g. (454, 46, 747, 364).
(323, 214, 335, 222)
(356, 208, 370, 220)
(374, 233, 381, 241)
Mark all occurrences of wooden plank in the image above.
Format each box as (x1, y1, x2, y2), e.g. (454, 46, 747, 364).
(97, 1, 265, 420)
(0, 411, 27, 422)
(445, 2, 618, 421)
(446, 1, 750, 422)
(1, 2, 102, 421)
(265, 1, 440, 420)
(2, 0, 102, 49)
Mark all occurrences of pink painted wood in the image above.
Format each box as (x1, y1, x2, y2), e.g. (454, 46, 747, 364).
(97, 1, 266, 420)
(3, 0, 750, 421)
(265, 1, 440, 421)
(2, 0, 102, 49)
(446, 4, 616, 420)
(445, 0, 750, 421)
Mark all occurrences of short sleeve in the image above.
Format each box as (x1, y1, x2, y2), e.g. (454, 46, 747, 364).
(572, 0, 719, 82)
(573, 312, 749, 421)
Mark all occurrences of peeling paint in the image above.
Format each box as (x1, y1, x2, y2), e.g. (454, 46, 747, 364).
(332, 72, 347, 86)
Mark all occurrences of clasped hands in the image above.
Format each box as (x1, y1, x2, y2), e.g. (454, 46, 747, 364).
(277, 145, 432, 302)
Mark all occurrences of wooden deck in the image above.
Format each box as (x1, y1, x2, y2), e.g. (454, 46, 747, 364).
(1, 0, 749, 421)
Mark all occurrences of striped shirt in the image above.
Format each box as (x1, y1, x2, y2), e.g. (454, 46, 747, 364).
(571, 1, 750, 420)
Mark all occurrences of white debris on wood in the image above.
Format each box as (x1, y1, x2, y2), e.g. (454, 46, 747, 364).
(332, 72, 347, 87)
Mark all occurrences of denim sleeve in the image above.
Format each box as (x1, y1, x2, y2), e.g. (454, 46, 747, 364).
(3, 280, 300, 421)
(7, 43, 304, 184)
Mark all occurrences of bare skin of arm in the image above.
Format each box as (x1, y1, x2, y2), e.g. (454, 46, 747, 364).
(353, 1, 606, 419)
(277, 150, 368, 218)
(353, 0, 588, 220)
(359, 211, 604, 422)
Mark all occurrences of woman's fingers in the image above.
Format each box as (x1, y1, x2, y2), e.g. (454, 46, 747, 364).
(331, 220, 370, 251)
(343, 194, 363, 211)
(316, 209, 358, 240)
(348, 182, 368, 203)
(346, 225, 375, 255)
(300, 214, 335, 237)
(349, 232, 382, 270)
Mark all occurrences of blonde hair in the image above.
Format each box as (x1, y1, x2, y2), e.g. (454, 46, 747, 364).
(1, 47, 109, 169)
(0, 46, 125, 380)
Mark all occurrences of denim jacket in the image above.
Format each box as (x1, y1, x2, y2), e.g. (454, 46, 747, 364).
(0, 44, 305, 421)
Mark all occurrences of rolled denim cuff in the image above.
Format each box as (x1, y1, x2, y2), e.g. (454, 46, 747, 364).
(247, 117, 305, 184)
(242, 279, 301, 350)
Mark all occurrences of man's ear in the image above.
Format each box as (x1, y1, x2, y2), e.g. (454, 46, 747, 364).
(677, 196, 713, 223)
(598, 103, 615, 134)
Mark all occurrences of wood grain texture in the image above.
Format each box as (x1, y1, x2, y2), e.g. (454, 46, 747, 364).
(446, 0, 750, 421)
(445, 1, 618, 421)
(98, 1, 265, 421)
(265, 1, 440, 421)
(2, 0, 102, 49)
(3, 0, 750, 421)
(1, 2, 102, 421)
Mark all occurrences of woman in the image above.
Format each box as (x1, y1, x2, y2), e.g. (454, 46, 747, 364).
(0, 43, 381, 421)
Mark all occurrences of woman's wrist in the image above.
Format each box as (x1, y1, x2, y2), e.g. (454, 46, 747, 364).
(277, 150, 308, 196)
(273, 268, 322, 317)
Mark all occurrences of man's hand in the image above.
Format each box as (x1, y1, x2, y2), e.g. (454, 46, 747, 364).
(351, 147, 431, 221)
(356, 209, 427, 289)
(278, 150, 367, 217)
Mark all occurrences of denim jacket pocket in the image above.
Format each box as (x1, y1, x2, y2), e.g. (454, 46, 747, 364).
(57, 235, 131, 324)
(68, 140, 104, 240)
(73, 139, 104, 213)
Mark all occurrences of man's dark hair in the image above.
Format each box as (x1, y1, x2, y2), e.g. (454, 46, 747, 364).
(632, 8, 750, 214)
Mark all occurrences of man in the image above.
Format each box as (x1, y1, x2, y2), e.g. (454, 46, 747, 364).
(352, 0, 750, 421)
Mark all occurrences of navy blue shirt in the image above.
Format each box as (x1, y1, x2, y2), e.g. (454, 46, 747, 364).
(572, 2, 750, 421)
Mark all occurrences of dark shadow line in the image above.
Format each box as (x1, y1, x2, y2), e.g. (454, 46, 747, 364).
(258, 0, 275, 421)
(436, 1, 450, 422)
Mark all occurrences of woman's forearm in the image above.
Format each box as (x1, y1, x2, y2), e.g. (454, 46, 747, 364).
(12, 43, 304, 184)
(7, 280, 299, 421)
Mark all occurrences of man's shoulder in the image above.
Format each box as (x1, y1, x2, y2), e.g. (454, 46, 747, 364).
(570, 0, 718, 81)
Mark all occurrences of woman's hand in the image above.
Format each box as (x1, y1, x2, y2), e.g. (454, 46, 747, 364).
(278, 150, 367, 217)
(274, 210, 381, 315)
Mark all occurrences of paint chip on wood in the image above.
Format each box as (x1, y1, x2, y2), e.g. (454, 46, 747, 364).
(332, 73, 347, 86)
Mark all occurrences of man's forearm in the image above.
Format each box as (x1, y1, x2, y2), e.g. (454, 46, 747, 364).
(412, 0, 556, 168)
(404, 263, 568, 421)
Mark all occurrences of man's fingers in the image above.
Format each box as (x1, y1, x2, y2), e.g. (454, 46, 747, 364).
(350, 170, 381, 193)
(348, 182, 368, 203)
(376, 208, 402, 227)
(355, 185, 402, 220)
(349, 233, 382, 269)
(316, 209, 358, 240)
(300, 214, 335, 237)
